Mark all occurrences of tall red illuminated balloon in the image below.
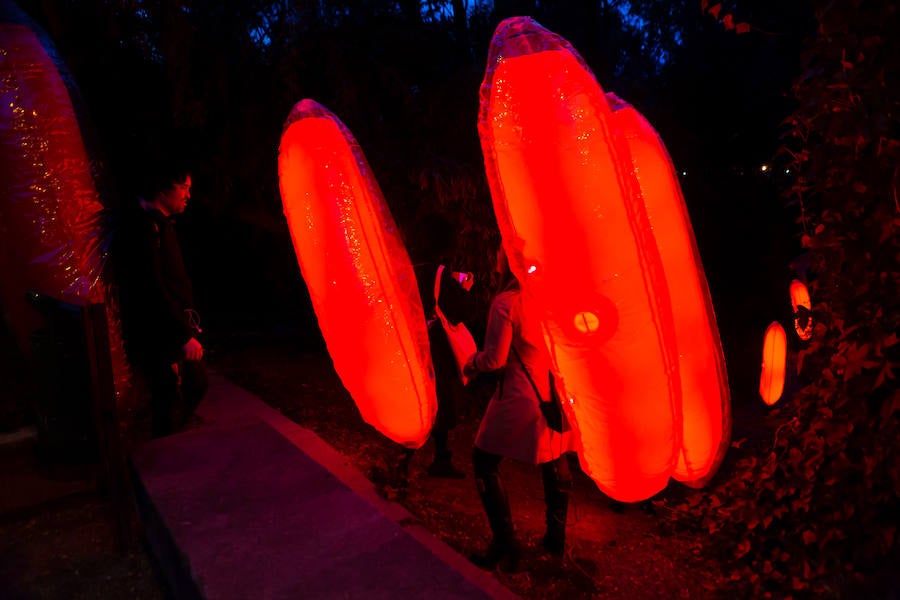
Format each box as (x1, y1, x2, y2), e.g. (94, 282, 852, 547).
(479, 17, 680, 501)
(278, 99, 436, 448)
(479, 17, 730, 500)
(607, 95, 731, 488)
(0, 0, 104, 343)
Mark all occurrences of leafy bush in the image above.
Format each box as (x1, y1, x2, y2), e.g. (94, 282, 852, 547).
(672, 2, 899, 597)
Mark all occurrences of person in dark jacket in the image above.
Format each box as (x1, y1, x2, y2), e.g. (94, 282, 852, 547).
(112, 162, 207, 438)
(410, 212, 474, 478)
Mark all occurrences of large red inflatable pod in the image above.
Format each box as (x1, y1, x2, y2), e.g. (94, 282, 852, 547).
(278, 99, 436, 448)
(606, 95, 731, 487)
(479, 17, 682, 501)
(0, 0, 105, 349)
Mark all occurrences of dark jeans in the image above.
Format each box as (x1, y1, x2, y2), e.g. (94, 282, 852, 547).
(141, 359, 208, 438)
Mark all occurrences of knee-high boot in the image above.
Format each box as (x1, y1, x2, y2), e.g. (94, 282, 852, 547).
(472, 471, 520, 571)
(541, 455, 571, 557)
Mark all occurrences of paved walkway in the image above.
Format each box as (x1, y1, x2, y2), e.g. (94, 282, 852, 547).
(130, 372, 517, 599)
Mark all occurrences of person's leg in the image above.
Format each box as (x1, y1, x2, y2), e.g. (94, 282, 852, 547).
(179, 359, 208, 425)
(541, 453, 572, 557)
(433, 427, 450, 461)
(397, 446, 415, 477)
(471, 447, 519, 571)
(427, 427, 464, 478)
(142, 361, 179, 438)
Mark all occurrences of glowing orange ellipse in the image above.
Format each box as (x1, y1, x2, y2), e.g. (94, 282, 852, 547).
(479, 17, 731, 501)
(760, 321, 787, 406)
(278, 100, 436, 448)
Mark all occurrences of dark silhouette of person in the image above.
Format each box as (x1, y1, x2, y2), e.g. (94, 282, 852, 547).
(410, 211, 474, 478)
(111, 160, 207, 438)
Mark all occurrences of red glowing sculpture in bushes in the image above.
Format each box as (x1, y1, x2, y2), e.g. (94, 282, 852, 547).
(479, 17, 731, 501)
(760, 321, 787, 406)
(278, 99, 436, 448)
(789, 279, 813, 342)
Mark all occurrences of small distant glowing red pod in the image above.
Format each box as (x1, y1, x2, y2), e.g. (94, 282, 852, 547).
(607, 96, 731, 488)
(759, 322, 787, 405)
(1, 4, 104, 352)
(278, 99, 436, 448)
(479, 17, 682, 502)
(789, 279, 813, 341)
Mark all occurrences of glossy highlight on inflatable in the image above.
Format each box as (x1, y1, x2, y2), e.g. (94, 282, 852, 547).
(760, 321, 787, 406)
(478, 17, 731, 501)
(278, 99, 436, 448)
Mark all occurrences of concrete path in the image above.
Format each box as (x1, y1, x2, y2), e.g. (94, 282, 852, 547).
(130, 372, 517, 599)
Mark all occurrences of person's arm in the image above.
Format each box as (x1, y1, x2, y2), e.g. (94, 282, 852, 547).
(182, 337, 203, 360)
(464, 292, 513, 376)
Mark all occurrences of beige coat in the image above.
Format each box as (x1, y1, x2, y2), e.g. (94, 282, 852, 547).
(468, 287, 575, 465)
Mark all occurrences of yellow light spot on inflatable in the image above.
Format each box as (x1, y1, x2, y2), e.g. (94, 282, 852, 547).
(574, 311, 600, 334)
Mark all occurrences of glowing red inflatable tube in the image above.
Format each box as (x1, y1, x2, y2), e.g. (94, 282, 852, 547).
(760, 321, 787, 405)
(278, 99, 436, 448)
(606, 95, 731, 488)
(479, 17, 682, 502)
(0, 2, 105, 351)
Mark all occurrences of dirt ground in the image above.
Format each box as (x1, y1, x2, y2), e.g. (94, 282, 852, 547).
(0, 493, 163, 600)
(0, 331, 738, 599)
(210, 336, 732, 600)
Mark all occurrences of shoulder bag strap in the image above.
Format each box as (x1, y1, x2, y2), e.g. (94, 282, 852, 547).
(433, 264, 447, 319)
(510, 345, 545, 403)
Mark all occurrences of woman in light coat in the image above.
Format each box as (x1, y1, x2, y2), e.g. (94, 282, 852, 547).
(463, 249, 575, 570)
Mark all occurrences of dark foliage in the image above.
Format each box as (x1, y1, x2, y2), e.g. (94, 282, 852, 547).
(670, 1, 899, 597)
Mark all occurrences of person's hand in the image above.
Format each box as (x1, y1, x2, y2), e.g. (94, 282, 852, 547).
(463, 356, 477, 379)
(452, 271, 475, 292)
(183, 337, 203, 361)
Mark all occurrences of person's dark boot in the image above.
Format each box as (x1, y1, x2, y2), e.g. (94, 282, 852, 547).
(426, 451, 465, 479)
(397, 447, 414, 475)
(471, 472, 520, 571)
(470, 537, 520, 571)
(542, 494, 568, 557)
(541, 456, 571, 557)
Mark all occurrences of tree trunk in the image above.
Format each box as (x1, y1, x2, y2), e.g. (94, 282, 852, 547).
(451, 0, 467, 35)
